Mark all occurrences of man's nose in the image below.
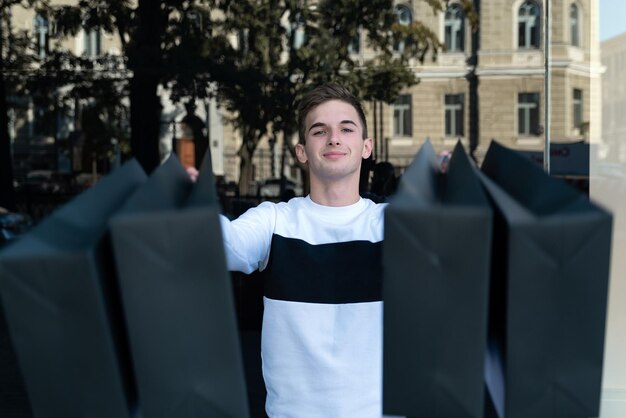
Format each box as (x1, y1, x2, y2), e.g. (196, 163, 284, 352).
(327, 128, 341, 145)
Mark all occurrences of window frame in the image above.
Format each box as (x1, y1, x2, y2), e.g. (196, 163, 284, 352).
(33, 14, 50, 59)
(518, 92, 541, 136)
(570, 3, 580, 47)
(444, 93, 465, 137)
(393, 4, 413, 53)
(573, 88, 583, 130)
(392, 94, 413, 137)
(284, 10, 308, 50)
(444, 4, 465, 53)
(518, 1, 541, 49)
(348, 27, 361, 55)
(83, 28, 102, 58)
(237, 28, 249, 53)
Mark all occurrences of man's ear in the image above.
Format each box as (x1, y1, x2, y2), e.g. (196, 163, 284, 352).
(295, 143, 308, 164)
(362, 137, 373, 159)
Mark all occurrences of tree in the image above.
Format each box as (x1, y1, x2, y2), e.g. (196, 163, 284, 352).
(202, 0, 454, 194)
(51, 0, 221, 174)
(1, 0, 192, 206)
(0, 0, 45, 211)
(2, 0, 477, 202)
(127, 0, 162, 173)
(51, 0, 159, 171)
(23, 47, 131, 170)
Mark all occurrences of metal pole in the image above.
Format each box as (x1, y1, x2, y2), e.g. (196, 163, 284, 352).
(372, 100, 378, 161)
(378, 100, 387, 161)
(543, 0, 551, 173)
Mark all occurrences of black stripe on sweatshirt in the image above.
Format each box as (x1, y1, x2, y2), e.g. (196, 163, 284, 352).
(263, 234, 382, 304)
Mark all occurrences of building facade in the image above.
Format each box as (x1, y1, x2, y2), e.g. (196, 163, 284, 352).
(7, 0, 601, 186)
(6, 1, 226, 181)
(375, 0, 601, 170)
(224, 0, 602, 183)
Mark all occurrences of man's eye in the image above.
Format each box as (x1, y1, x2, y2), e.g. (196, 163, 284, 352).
(312, 130, 325, 136)
(342, 128, 354, 133)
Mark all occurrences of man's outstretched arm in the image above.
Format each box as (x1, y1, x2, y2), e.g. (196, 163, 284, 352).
(188, 165, 274, 274)
(219, 203, 275, 274)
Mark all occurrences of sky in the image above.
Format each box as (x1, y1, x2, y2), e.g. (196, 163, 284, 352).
(599, 0, 626, 41)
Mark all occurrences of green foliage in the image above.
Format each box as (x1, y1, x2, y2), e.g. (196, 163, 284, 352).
(49, 0, 133, 42)
(1, 1, 44, 94)
(203, 0, 456, 146)
(2, 0, 477, 184)
(1, 0, 48, 208)
(181, 0, 466, 192)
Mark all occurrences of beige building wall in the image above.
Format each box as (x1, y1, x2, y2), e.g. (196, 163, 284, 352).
(207, 0, 599, 181)
(478, 76, 544, 148)
(383, 0, 598, 170)
(8, 0, 231, 178)
(8, 0, 127, 149)
(11, 0, 122, 57)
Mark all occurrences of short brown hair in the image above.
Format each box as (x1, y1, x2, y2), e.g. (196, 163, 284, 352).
(297, 83, 368, 144)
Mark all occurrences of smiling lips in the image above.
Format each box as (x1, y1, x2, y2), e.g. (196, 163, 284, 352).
(323, 150, 348, 159)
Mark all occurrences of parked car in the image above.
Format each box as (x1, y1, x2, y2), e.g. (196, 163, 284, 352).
(17, 170, 71, 194)
(256, 178, 302, 198)
(0, 209, 33, 247)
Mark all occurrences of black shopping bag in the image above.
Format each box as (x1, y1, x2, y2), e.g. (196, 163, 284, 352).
(383, 141, 493, 418)
(479, 141, 612, 418)
(110, 153, 249, 418)
(0, 160, 146, 418)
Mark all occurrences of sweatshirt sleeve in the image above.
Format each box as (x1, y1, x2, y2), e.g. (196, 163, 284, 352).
(219, 201, 276, 274)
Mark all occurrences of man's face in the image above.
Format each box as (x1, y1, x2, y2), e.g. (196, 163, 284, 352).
(295, 99, 372, 184)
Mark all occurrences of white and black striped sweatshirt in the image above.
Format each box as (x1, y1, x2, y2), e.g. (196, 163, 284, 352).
(220, 196, 386, 418)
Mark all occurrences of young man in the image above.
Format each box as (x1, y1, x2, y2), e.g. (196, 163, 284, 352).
(212, 83, 386, 417)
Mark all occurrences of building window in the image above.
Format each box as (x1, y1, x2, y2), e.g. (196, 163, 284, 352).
(185, 10, 203, 33)
(33, 14, 49, 59)
(238, 28, 249, 53)
(444, 4, 465, 52)
(393, 95, 412, 137)
(573, 89, 583, 130)
(393, 4, 412, 53)
(518, 92, 540, 136)
(570, 3, 580, 47)
(84, 29, 101, 57)
(445, 94, 464, 136)
(32, 102, 55, 137)
(289, 12, 306, 50)
(348, 28, 361, 54)
(518, 1, 541, 49)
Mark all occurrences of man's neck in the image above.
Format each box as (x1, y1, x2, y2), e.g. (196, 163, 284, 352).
(308, 178, 361, 207)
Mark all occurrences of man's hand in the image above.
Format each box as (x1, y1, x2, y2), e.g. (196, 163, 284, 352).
(186, 166, 199, 182)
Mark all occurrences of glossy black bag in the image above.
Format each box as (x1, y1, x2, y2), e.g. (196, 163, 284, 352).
(383, 141, 493, 418)
(479, 141, 612, 418)
(110, 154, 249, 418)
(0, 160, 146, 418)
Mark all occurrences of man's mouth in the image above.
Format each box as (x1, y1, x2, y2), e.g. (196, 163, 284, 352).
(323, 151, 347, 159)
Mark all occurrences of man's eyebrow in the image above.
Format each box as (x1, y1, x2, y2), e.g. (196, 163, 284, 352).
(307, 120, 357, 132)
(308, 122, 326, 132)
